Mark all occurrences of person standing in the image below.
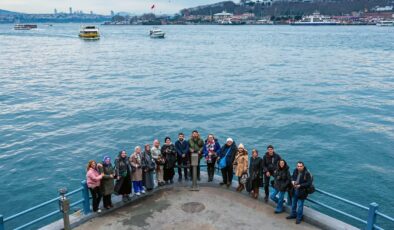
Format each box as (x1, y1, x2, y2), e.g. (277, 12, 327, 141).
(130, 146, 145, 196)
(248, 149, 263, 199)
(217, 138, 237, 188)
(189, 130, 204, 181)
(234, 144, 248, 192)
(151, 139, 165, 186)
(114, 150, 132, 202)
(161, 137, 177, 184)
(175, 133, 189, 181)
(86, 160, 103, 212)
(262, 145, 281, 202)
(202, 134, 221, 182)
(286, 161, 312, 224)
(142, 144, 156, 191)
(271, 159, 291, 213)
(99, 156, 115, 209)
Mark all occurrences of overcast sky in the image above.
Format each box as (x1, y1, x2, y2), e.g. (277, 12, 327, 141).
(0, 0, 225, 14)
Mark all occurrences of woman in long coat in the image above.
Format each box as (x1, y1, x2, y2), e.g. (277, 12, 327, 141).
(130, 146, 145, 195)
(161, 137, 177, 184)
(142, 144, 156, 191)
(99, 156, 115, 209)
(234, 143, 248, 192)
(114, 150, 132, 201)
(249, 149, 263, 199)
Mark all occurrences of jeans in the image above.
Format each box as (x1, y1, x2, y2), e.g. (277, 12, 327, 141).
(89, 187, 102, 212)
(270, 188, 285, 212)
(133, 181, 144, 193)
(291, 189, 305, 221)
(177, 156, 188, 179)
(221, 165, 233, 184)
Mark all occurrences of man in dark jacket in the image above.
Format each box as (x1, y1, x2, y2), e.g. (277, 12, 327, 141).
(286, 161, 312, 224)
(189, 130, 204, 181)
(262, 145, 281, 202)
(217, 138, 237, 188)
(175, 132, 189, 181)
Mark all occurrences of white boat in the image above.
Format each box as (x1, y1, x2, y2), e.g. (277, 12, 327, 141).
(376, 20, 394, 26)
(291, 12, 340, 26)
(149, 28, 165, 38)
(79, 25, 100, 40)
(14, 24, 37, 30)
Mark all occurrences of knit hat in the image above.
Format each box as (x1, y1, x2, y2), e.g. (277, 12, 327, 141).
(226, 137, 233, 143)
(238, 143, 244, 149)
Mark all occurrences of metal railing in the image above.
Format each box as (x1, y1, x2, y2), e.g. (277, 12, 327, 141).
(0, 181, 90, 230)
(0, 165, 393, 230)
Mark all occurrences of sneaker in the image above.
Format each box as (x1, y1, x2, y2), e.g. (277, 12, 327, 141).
(136, 192, 141, 196)
(296, 220, 301, 224)
(286, 216, 296, 220)
(141, 190, 146, 194)
(97, 209, 102, 213)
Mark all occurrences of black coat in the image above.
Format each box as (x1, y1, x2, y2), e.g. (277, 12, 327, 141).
(249, 157, 263, 180)
(262, 152, 281, 174)
(218, 142, 237, 167)
(291, 167, 312, 200)
(273, 165, 291, 192)
(161, 144, 177, 169)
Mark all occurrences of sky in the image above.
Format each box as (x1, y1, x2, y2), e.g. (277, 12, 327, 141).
(0, 0, 225, 15)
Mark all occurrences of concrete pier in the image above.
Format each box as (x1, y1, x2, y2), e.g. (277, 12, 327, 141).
(74, 186, 318, 230)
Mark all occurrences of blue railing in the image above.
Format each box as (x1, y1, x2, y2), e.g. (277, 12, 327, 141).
(0, 168, 393, 230)
(0, 181, 91, 230)
(306, 188, 394, 230)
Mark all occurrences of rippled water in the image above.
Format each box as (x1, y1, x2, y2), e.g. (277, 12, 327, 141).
(0, 24, 393, 228)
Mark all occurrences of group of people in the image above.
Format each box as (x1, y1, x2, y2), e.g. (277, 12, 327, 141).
(86, 130, 313, 225)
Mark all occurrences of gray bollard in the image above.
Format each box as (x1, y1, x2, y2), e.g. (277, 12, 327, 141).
(190, 153, 199, 191)
(58, 188, 71, 230)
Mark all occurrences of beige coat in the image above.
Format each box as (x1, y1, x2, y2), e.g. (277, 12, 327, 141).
(234, 149, 248, 177)
(130, 152, 143, 181)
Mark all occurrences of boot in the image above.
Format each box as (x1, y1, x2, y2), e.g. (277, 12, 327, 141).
(239, 184, 244, 192)
(254, 188, 259, 199)
(236, 184, 241, 191)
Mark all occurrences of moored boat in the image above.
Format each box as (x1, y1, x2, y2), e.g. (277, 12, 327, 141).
(14, 24, 37, 30)
(79, 25, 100, 40)
(291, 12, 340, 26)
(376, 20, 394, 26)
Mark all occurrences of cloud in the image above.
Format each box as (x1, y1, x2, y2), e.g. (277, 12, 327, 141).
(0, 0, 224, 14)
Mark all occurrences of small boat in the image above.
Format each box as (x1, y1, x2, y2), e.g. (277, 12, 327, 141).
(14, 24, 37, 30)
(79, 25, 100, 40)
(149, 28, 165, 38)
(376, 20, 394, 27)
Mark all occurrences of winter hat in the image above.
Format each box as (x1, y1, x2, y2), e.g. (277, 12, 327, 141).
(238, 143, 244, 149)
(226, 137, 233, 143)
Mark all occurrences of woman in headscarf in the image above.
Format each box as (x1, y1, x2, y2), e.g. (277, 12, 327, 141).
(161, 137, 177, 184)
(114, 150, 132, 202)
(202, 134, 221, 182)
(99, 156, 115, 209)
(130, 146, 145, 196)
(151, 139, 165, 186)
(142, 144, 156, 191)
(234, 143, 249, 192)
(249, 149, 263, 199)
(86, 160, 103, 212)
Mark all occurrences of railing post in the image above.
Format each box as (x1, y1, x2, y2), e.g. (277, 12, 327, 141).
(0, 214, 4, 230)
(81, 180, 91, 215)
(366, 202, 378, 230)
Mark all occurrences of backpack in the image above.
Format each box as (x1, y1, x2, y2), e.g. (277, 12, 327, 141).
(305, 170, 315, 194)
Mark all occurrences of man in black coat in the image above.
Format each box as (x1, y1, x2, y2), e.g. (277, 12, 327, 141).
(175, 133, 189, 181)
(262, 145, 281, 202)
(286, 161, 312, 224)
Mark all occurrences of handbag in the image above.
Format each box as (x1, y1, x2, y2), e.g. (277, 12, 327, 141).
(218, 147, 232, 169)
(240, 173, 248, 185)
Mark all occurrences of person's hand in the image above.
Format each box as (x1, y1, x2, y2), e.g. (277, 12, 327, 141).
(110, 175, 113, 178)
(117, 176, 120, 180)
(182, 154, 185, 158)
(266, 172, 270, 177)
(97, 163, 103, 168)
(190, 148, 194, 153)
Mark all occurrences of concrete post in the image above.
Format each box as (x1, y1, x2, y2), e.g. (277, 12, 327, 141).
(190, 153, 199, 191)
(366, 202, 378, 230)
(81, 180, 91, 215)
(0, 215, 4, 230)
(58, 188, 71, 230)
